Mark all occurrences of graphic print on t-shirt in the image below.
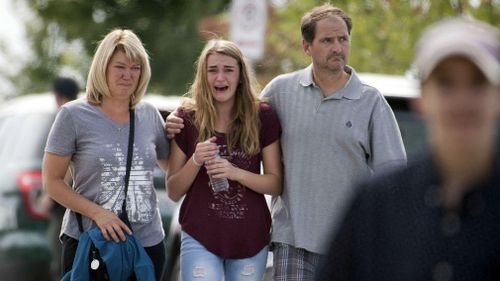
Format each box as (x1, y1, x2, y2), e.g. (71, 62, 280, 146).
(209, 145, 252, 220)
(96, 143, 154, 223)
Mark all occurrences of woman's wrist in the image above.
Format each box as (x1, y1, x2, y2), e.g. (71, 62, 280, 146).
(191, 153, 203, 167)
(232, 166, 243, 182)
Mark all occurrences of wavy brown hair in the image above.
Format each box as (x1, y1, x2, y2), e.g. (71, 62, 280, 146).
(301, 3, 353, 43)
(183, 39, 261, 155)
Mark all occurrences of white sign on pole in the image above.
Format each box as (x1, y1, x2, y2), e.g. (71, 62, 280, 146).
(229, 0, 267, 61)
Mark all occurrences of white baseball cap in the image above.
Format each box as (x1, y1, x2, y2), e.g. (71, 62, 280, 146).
(414, 17, 500, 87)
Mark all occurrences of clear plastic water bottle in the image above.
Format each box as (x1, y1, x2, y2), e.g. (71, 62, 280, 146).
(208, 149, 229, 193)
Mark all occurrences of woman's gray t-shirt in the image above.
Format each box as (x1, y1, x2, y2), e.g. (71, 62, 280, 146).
(45, 99, 169, 247)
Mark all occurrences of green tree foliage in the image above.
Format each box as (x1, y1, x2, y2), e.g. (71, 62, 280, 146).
(13, 0, 499, 94)
(17, 0, 230, 95)
(260, 0, 499, 84)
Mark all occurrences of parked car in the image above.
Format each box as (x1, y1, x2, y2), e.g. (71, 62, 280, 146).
(164, 73, 426, 281)
(0, 93, 182, 281)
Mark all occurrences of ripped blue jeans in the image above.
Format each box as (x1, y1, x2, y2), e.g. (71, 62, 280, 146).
(180, 231, 268, 281)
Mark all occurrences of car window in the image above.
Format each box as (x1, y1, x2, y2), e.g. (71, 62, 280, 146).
(0, 112, 54, 165)
(392, 109, 426, 161)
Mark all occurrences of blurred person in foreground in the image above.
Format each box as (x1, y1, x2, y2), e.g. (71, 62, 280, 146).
(316, 17, 500, 281)
(43, 77, 79, 280)
(167, 39, 282, 281)
(166, 4, 406, 280)
(42, 29, 169, 280)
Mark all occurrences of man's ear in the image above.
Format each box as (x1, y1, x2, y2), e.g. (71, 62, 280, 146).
(302, 39, 311, 56)
(410, 97, 422, 115)
(410, 88, 427, 120)
(497, 90, 500, 117)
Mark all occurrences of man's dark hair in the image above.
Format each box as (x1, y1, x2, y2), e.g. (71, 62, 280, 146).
(52, 77, 79, 101)
(301, 4, 353, 43)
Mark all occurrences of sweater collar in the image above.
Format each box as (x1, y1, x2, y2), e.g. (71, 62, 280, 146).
(298, 65, 362, 100)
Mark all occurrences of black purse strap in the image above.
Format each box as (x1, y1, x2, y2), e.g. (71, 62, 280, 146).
(76, 108, 135, 232)
(119, 108, 135, 228)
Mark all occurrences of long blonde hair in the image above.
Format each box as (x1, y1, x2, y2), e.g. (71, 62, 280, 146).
(184, 39, 261, 155)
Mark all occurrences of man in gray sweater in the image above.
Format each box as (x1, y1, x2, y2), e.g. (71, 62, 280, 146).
(260, 4, 406, 280)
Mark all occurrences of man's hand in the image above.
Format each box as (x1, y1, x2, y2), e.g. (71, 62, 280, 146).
(165, 108, 184, 139)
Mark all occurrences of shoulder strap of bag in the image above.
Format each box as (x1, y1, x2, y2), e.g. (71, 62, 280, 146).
(119, 108, 134, 228)
(76, 108, 135, 232)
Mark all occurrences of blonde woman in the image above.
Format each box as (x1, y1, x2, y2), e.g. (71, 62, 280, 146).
(167, 39, 282, 281)
(42, 29, 169, 280)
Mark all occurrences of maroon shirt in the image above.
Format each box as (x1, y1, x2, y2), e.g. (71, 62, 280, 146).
(175, 103, 281, 259)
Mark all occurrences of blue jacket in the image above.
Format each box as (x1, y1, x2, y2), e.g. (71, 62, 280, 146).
(61, 227, 155, 281)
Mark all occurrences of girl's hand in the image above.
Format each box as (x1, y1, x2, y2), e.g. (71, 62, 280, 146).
(192, 137, 218, 166)
(205, 157, 240, 182)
